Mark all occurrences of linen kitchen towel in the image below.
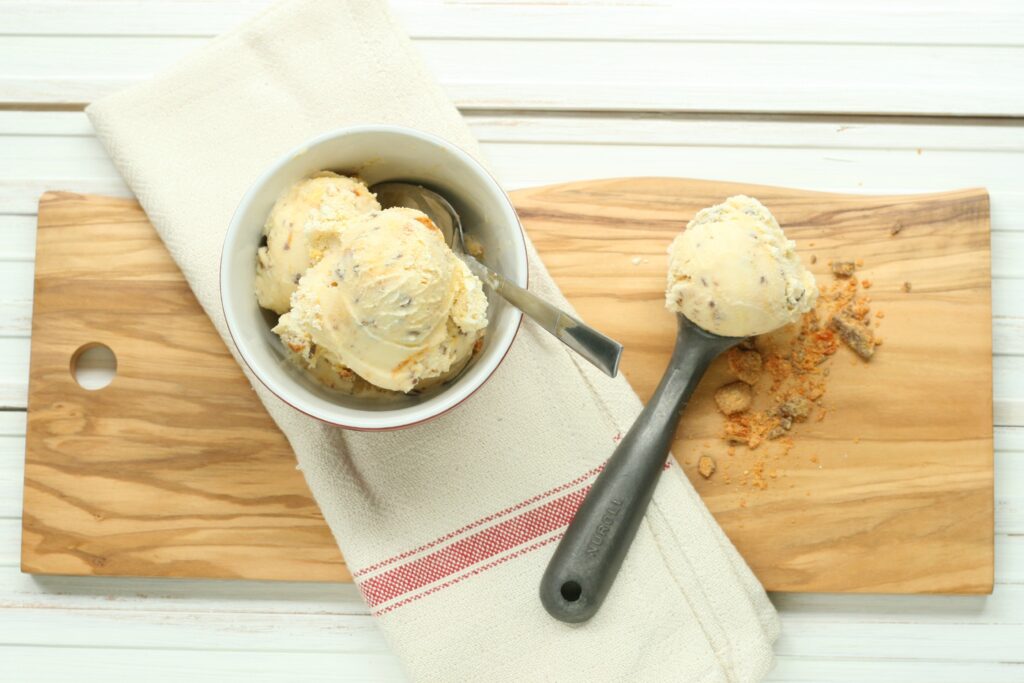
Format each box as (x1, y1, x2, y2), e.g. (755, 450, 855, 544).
(87, 1, 780, 680)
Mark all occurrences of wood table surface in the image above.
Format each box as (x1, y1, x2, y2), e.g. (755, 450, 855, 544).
(1, 1, 1023, 680)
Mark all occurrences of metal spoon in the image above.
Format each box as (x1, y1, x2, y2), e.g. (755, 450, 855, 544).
(539, 314, 742, 622)
(371, 182, 623, 378)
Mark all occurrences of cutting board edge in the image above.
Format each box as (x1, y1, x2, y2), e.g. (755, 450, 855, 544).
(509, 176, 992, 203)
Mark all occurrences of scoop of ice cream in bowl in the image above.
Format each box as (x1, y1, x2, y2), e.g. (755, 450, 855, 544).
(221, 126, 527, 430)
(273, 206, 488, 395)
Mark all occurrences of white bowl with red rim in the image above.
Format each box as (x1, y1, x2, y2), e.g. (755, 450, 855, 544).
(221, 125, 527, 430)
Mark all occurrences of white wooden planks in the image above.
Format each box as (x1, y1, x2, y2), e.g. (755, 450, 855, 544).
(1, 35, 1022, 115)
(1, 0, 1020, 45)
(0, 647, 406, 683)
(1, 1, 1023, 114)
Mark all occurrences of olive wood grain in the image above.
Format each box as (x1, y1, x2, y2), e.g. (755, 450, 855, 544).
(22, 180, 993, 593)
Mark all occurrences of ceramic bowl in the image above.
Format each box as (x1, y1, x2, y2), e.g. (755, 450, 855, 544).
(221, 125, 527, 429)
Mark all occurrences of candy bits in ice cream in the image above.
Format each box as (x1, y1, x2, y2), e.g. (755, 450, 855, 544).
(666, 195, 817, 337)
(255, 172, 381, 314)
(275, 207, 487, 393)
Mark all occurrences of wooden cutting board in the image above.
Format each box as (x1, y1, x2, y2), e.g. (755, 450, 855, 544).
(22, 179, 993, 593)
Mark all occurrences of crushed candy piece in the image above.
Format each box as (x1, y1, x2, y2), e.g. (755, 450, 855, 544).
(830, 311, 875, 360)
(727, 348, 763, 385)
(831, 260, 856, 278)
(698, 455, 716, 478)
(715, 381, 753, 416)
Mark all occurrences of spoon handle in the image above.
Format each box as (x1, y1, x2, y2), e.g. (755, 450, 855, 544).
(463, 256, 623, 378)
(539, 318, 735, 623)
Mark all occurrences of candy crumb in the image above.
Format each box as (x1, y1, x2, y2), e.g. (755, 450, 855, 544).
(698, 455, 716, 478)
(715, 381, 753, 416)
(831, 260, 856, 278)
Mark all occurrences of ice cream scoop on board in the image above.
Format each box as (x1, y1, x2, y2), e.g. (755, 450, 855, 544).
(541, 195, 817, 623)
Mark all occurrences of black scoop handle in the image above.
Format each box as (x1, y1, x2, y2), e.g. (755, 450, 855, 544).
(539, 317, 738, 623)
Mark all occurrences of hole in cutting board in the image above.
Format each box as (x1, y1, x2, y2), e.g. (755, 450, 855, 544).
(70, 343, 117, 390)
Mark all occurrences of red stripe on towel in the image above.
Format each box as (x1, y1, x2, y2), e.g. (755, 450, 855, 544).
(359, 487, 589, 608)
(351, 464, 603, 578)
(355, 460, 675, 613)
(372, 534, 564, 616)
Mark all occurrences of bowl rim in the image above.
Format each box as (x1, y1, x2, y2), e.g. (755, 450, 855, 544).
(220, 124, 528, 430)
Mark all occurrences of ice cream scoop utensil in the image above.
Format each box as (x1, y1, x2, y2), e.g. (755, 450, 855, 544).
(539, 315, 741, 622)
(371, 182, 623, 378)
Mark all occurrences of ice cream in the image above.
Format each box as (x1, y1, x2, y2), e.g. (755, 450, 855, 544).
(273, 207, 488, 393)
(255, 172, 380, 314)
(666, 195, 817, 337)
